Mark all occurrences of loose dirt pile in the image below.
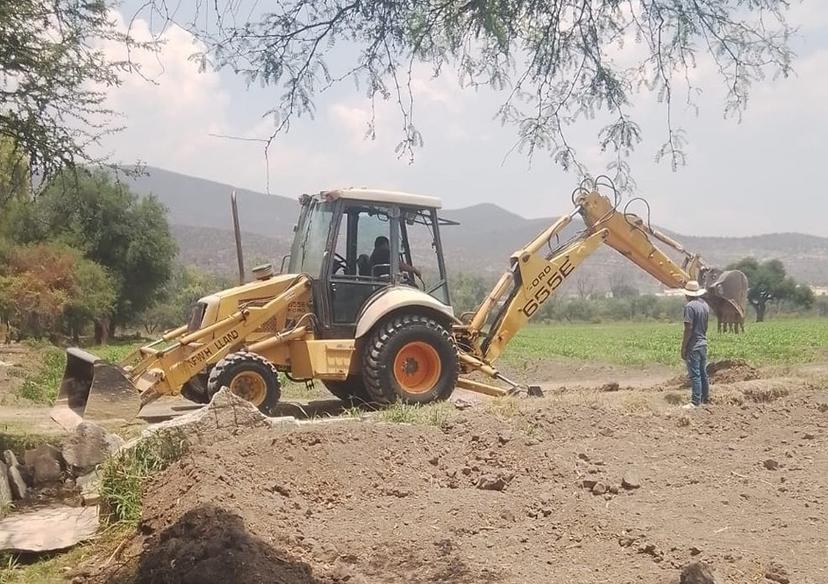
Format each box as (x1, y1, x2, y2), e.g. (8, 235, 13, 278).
(79, 376, 828, 584)
(664, 358, 761, 391)
(706, 359, 760, 384)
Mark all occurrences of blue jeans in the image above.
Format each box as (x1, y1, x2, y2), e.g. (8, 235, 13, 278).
(686, 347, 709, 406)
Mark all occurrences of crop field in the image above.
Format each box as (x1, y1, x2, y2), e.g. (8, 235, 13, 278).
(504, 317, 828, 367)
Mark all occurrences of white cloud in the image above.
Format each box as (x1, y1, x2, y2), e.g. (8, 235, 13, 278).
(92, 5, 828, 236)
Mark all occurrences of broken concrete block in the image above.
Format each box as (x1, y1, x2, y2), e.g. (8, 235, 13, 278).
(0, 461, 13, 513)
(7, 465, 27, 500)
(3, 450, 19, 468)
(142, 387, 269, 441)
(0, 505, 99, 552)
(76, 470, 101, 506)
(62, 422, 123, 472)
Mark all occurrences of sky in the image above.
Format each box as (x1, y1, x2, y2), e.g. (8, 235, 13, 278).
(98, 2, 828, 237)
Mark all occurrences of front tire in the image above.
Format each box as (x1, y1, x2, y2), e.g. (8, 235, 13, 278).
(207, 352, 281, 415)
(363, 314, 458, 404)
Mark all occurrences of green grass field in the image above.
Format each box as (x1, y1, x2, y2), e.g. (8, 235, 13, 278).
(504, 317, 828, 367)
(15, 318, 827, 405)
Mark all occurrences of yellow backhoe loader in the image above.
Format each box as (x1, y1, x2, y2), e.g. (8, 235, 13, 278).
(51, 178, 747, 429)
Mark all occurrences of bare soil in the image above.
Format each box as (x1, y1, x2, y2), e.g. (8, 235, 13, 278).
(80, 369, 828, 584)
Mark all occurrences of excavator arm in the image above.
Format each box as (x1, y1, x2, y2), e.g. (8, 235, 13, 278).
(456, 180, 747, 392)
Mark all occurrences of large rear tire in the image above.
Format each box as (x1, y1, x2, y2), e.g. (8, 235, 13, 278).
(363, 314, 458, 404)
(323, 376, 372, 404)
(207, 352, 281, 415)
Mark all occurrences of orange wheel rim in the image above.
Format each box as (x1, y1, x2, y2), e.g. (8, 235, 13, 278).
(393, 341, 442, 394)
(228, 371, 267, 406)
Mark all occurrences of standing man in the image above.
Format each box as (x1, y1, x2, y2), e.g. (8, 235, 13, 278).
(681, 281, 710, 409)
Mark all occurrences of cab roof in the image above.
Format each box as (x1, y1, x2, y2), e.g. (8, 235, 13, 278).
(319, 188, 442, 209)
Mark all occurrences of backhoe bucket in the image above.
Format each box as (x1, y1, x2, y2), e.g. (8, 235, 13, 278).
(50, 348, 141, 430)
(703, 270, 749, 331)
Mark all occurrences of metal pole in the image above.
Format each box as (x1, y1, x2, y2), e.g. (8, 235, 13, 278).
(231, 191, 245, 285)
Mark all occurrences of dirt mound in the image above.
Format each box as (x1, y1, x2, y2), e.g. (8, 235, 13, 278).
(134, 505, 318, 584)
(706, 359, 760, 384)
(663, 359, 761, 390)
(80, 381, 826, 584)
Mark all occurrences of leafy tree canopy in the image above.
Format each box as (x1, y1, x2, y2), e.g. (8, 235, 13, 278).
(0, 242, 115, 340)
(137, 0, 792, 185)
(5, 169, 177, 329)
(728, 257, 814, 322)
(0, 1, 150, 184)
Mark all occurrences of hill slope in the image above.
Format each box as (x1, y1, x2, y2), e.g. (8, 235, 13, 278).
(134, 166, 828, 287)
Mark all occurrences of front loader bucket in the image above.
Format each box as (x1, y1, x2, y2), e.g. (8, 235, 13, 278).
(50, 348, 142, 431)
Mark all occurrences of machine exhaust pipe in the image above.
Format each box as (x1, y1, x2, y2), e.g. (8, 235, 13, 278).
(50, 348, 142, 430)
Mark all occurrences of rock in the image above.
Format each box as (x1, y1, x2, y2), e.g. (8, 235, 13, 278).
(453, 398, 473, 411)
(763, 459, 780, 471)
(818, 403, 828, 413)
(581, 478, 598, 490)
(621, 474, 642, 490)
(591, 482, 607, 495)
(680, 561, 717, 584)
(689, 546, 702, 556)
(577, 452, 590, 462)
(32, 454, 62, 486)
(476, 474, 509, 491)
(24, 444, 63, 486)
(23, 443, 61, 468)
(601, 382, 621, 392)
(7, 465, 27, 500)
(764, 562, 789, 584)
(3, 450, 19, 467)
(0, 462, 12, 513)
(0, 505, 98, 552)
(803, 432, 816, 440)
(141, 387, 270, 441)
(497, 432, 512, 445)
(76, 471, 101, 506)
(500, 509, 516, 522)
(609, 485, 619, 495)
(62, 422, 123, 472)
(618, 536, 635, 547)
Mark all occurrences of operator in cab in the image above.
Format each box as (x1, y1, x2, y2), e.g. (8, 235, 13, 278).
(370, 236, 421, 279)
(680, 280, 710, 409)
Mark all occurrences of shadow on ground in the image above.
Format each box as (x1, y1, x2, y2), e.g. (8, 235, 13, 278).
(122, 505, 321, 584)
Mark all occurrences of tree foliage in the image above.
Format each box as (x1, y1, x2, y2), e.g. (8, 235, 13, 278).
(6, 169, 177, 333)
(0, 138, 30, 208)
(0, 242, 115, 340)
(137, 0, 792, 184)
(728, 257, 814, 322)
(0, 1, 150, 184)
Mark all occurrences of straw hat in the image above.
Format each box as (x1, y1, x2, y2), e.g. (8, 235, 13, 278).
(683, 280, 706, 297)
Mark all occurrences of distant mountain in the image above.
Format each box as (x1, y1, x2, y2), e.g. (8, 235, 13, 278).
(132, 166, 828, 288)
(122, 166, 298, 237)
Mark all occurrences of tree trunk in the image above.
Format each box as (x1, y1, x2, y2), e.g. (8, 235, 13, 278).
(94, 318, 110, 345)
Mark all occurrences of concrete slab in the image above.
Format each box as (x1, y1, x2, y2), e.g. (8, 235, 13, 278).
(0, 505, 98, 552)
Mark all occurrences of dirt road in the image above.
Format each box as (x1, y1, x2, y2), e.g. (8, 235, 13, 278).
(81, 369, 827, 584)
